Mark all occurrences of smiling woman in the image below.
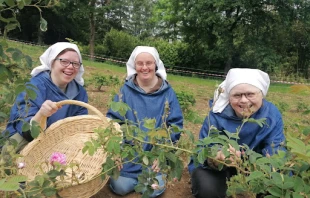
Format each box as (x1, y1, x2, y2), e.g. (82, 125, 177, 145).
(106, 46, 183, 197)
(188, 68, 286, 198)
(2, 42, 88, 152)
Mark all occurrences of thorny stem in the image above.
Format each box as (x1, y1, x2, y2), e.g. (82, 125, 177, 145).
(126, 133, 194, 154)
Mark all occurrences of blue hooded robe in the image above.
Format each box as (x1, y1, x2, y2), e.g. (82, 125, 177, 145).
(188, 99, 285, 173)
(107, 77, 183, 179)
(4, 71, 88, 141)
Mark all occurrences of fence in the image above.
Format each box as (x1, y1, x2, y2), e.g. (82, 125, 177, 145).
(7, 38, 310, 86)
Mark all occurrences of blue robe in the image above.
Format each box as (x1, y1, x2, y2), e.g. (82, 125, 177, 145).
(188, 99, 285, 173)
(107, 77, 183, 179)
(4, 71, 88, 140)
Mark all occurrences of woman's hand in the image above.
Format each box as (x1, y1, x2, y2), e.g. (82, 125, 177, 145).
(208, 144, 241, 169)
(152, 159, 160, 173)
(31, 100, 61, 125)
(38, 100, 60, 117)
(114, 156, 123, 171)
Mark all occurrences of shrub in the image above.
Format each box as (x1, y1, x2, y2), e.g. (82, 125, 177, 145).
(176, 91, 196, 113)
(88, 74, 120, 91)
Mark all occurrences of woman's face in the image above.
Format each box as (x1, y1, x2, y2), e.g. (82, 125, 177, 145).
(134, 52, 156, 81)
(229, 84, 263, 118)
(50, 50, 80, 88)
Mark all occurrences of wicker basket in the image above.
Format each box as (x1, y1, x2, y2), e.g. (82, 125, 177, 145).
(17, 100, 121, 198)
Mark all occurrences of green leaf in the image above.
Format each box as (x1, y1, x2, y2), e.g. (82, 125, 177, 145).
(293, 177, 304, 192)
(0, 64, 9, 80)
(15, 84, 26, 95)
(267, 186, 282, 197)
(5, 92, 15, 103)
(166, 152, 177, 163)
(271, 172, 283, 186)
(197, 149, 206, 164)
(142, 155, 149, 165)
(246, 118, 267, 127)
(6, 22, 20, 32)
(7, 175, 27, 183)
(42, 187, 57, 196)
(30, 123, 40, 138)
(47, 170, 61, 179)
(110, 101, 120, 112)
(36, 175, 45, 187)
(0, 45, 4, 57)
(282, 181, 294, 189)
(24, 0, 31, 5)
(40, 17, 48, 32)
(42, 180, 51, 188)
(246, 171, 264, 182)
(24, 55, 33, 68)
(22, 121, 30, 132)
(88, 146, 95, 155)
(26, 88, 37, 100)
(17, 0, 24, 9)
(292, 192, 304, 198)
(0, 181, 19, 191)
(134, 183, 145, 193)
(159, 152, 165, 163)
(143, 118, 156, 129)
(4, 0, 15, 7)
(156, 129, 168, 138)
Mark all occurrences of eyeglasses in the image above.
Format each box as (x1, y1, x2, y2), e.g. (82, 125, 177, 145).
(230, 91, 261, 100)
(135, 61, 155, 68)
(55, 58, 81, 69)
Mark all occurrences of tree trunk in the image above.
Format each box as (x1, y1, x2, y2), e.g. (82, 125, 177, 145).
(89, 0, 96, 61)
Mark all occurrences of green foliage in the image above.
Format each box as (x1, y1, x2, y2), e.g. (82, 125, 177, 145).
(103, 29, 141, 59)
(143, 38, 187, 67)
(87, 74, 120, 91)
(275, 101, 290, 114)
(297, 101, 309, 112)
(175, 90, 203, 123)
(176, 91, 195, 113)
(184, 110, 204, 124)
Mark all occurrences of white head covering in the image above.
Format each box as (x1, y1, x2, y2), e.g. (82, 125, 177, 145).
(126, 46, 167, 80)
(30, 42, 85, 86)
(212, 68, 270, 113)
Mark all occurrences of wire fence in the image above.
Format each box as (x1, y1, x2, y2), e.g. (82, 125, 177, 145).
(7, 38, 310, 86)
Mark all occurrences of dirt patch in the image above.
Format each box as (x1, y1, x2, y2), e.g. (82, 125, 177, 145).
(91, 169, 193, 198)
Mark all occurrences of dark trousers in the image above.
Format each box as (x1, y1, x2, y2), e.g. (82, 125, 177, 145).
(190, 167, 237, 198)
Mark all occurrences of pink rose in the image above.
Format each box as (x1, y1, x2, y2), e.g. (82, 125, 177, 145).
(151, 183, 159, 190)
(17, 162, 25, 169)
(50, 152, 66, 166)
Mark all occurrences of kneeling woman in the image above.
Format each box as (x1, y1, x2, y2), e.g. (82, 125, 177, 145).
(188, 68, 286, 198)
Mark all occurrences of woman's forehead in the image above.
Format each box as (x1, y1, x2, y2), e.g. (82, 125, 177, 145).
(230, 83, 261, 93)
(135, 52, 155, 60)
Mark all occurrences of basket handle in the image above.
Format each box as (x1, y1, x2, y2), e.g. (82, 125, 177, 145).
(39, 100, 108, 130)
